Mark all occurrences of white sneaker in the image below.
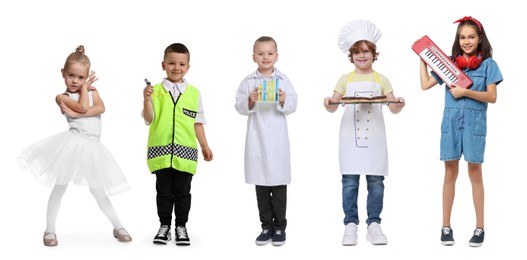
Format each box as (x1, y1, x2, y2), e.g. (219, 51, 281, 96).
(366, 222, 388, 245)
(342, 223, 358, 246)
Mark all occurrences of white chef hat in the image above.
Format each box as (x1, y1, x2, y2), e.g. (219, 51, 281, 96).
(338, 20, 382, 53)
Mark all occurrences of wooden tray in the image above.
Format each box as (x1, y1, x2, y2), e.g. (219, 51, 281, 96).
(329, 96, 400, 106)
(329, 99, 402, 106)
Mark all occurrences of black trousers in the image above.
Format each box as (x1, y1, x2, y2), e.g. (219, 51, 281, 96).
(155, 168, 193, 227)
(255, 185, 287, 231)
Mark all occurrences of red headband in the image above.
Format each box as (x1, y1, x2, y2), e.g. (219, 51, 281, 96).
(454, 16, 482, 32)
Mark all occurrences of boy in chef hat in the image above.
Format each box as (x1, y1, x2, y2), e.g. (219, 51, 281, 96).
(324, 20, 405, 246)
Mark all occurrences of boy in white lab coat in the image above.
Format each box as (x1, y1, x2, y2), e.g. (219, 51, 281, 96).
(234, 36, 298, 246)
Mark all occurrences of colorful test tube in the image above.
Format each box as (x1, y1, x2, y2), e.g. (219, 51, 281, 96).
(272, 80, 275, 101)
(276, 78, 279, 101)
(258, 82, 262, 101)
(263, 80, 269, 101)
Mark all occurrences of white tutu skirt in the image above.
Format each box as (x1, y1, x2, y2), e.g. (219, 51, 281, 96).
(18, 130, 130, 196)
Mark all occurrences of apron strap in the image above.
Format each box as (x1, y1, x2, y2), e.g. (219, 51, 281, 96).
(347, 70, 381, 84)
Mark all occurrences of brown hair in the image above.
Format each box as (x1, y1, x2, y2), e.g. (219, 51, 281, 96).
(63, 45, 91, 71)
(451, 18, 493, 60)
(348, 40, 379, 63)
(253, 36, 278, 53)
(164, 43, 190, 62)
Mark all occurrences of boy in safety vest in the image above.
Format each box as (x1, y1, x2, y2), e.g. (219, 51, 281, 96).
(142, 43, 213, 246)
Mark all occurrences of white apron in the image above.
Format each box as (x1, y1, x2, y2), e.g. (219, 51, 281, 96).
(339, 72, 388, 176)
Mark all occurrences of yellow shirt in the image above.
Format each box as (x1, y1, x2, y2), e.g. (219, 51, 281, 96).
(334, 71, 393, 96)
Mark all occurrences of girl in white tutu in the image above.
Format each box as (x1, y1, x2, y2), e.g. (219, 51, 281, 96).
(18, 45, 132, 246)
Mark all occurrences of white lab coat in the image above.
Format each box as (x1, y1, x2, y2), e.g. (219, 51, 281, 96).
(234, 68, 298, 185)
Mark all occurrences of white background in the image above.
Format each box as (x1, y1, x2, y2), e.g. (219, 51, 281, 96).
(1, 0, 524, 259)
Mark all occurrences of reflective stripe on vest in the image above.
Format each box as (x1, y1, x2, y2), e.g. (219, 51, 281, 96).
(147, 83, 199, 174)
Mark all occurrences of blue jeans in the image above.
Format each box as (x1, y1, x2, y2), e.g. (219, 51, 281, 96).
(342, 174, 384, 225)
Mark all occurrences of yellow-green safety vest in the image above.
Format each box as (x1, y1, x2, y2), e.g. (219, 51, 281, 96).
(147, 83, 199, 174)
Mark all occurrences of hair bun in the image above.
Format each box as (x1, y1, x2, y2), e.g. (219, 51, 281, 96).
(75, 45, 85, 54)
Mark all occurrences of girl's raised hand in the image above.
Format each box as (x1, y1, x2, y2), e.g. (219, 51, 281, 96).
(84, 71, 99, 90)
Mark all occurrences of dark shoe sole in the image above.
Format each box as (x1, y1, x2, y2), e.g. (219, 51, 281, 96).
(153, 238, 171, 245)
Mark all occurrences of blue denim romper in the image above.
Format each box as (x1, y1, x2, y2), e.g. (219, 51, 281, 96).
(432, 58, 503, 163)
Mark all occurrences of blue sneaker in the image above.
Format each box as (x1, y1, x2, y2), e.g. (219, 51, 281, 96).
(468, 228, 484, 247)
(271, 229, 286, 246)
(441, 226, 455, 246)
(255, 229, 272, 245)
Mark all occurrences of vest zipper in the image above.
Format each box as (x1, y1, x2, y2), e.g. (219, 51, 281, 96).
(170, 93, 181, 168)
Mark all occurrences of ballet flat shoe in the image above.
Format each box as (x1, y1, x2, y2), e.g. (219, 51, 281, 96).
(43, 232, 58, 247)
(113, 228, 132, 242)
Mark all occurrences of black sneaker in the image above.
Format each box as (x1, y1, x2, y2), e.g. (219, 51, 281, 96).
(255, 229, 272, 245)
(441, 226, 455, 246)
(271, 229, 286, 246)
(468, 228, 484, 247)
(175, 226, 191, 246)
(153, 225, 171, 244)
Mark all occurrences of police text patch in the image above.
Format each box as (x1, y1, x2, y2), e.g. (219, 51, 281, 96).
(182, 108, 197, 118)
